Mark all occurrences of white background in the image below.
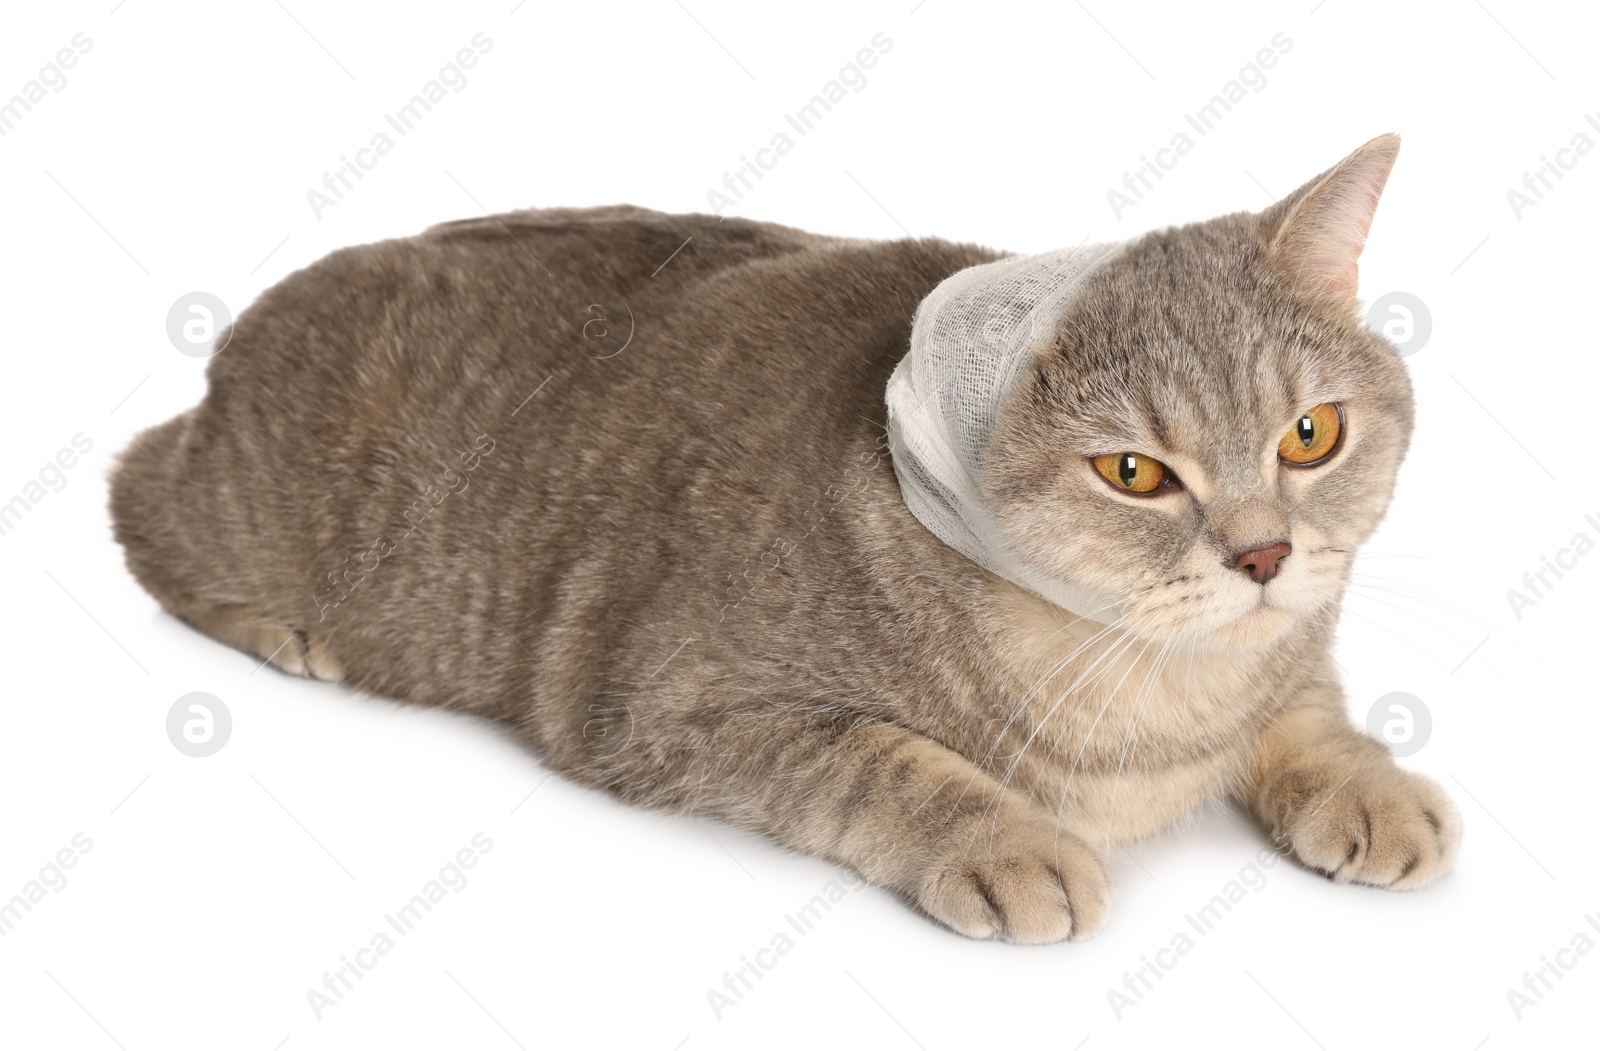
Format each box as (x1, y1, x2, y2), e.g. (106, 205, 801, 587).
(2, 1, 1596, 1048)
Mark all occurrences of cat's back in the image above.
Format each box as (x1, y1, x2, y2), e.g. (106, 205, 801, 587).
(112, 204, 995, 714)
(206, 204, 983, 445)
(208, 205, 831, 410)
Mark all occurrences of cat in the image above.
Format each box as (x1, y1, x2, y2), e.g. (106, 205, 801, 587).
(111, 133, 1459, 943)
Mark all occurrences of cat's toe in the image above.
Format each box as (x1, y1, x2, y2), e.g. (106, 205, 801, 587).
(915, 826, 1110, 944)
(1277, 766, 1460, 890)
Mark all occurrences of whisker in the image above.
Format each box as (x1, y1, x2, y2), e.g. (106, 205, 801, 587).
(1048, 634, 1158, 867)
(1101, 636, 1178, 843)
(1344, 581, 1486, 635)
(945, 614, 1130, 834)
(1340, 607, 1461, 670)
(972, 628, 1143, 854)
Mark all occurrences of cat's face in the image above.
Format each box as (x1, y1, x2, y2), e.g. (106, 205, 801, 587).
(985, 136, 1413, 649)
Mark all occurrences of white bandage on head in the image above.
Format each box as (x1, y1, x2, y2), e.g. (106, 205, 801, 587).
(884, 244, 1125, 623)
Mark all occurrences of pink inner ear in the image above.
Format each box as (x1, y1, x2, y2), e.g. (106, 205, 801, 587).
(1274, 136, 1399, 301)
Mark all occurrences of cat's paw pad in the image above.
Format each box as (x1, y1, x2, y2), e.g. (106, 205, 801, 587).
(915, 825, 1110, 944)
(1268, 765, 1460, 890)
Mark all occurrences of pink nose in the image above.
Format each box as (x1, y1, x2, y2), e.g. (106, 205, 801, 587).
(1234, 542, 1291, 584)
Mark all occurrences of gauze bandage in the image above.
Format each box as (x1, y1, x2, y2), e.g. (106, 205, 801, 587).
(884, 244, 1125, 623)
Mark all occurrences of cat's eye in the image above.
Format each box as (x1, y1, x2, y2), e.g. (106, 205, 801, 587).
(1092, 452, 1170, 494)
(1278, 403, 1343, 465)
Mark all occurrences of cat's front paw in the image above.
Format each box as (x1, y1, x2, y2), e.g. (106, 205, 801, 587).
(1262, 762, 1460, 890)
(913, 820, 1111, 944)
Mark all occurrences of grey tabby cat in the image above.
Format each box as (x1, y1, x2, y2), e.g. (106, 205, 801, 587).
(112, 134, 1458, 943)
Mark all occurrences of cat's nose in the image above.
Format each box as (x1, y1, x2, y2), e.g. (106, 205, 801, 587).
(1234, 542, 1291, 584)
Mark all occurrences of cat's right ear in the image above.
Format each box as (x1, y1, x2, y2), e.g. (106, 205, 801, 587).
(1263, 134, 1401, 303)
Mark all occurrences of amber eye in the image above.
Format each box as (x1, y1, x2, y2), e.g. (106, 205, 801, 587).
(1092, 452, 1169, 494)
(1278, 403, 1343, 465)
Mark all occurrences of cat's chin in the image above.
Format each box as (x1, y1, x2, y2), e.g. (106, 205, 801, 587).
(1117, 597, 1300, 653)
(1205, 597, 1299, 651)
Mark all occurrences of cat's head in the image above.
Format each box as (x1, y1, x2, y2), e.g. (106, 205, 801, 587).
(987, 135, 1413, 649)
